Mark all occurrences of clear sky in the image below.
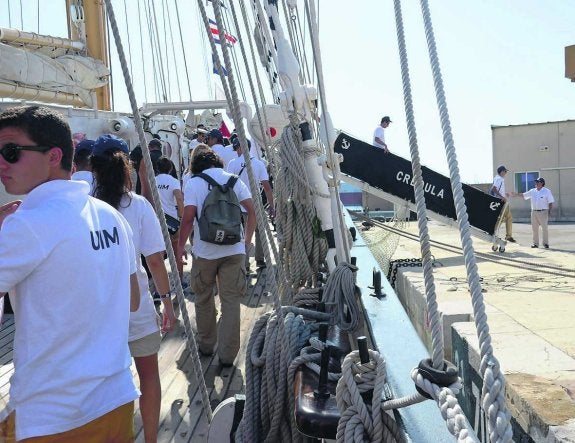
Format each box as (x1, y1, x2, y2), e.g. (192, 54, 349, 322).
(1, 1, 574, 183)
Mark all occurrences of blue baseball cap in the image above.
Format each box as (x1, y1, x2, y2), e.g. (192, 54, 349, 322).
(92, 134, 129, 157)
(75, 139, 95, 154)
(208, 129, 222, 139)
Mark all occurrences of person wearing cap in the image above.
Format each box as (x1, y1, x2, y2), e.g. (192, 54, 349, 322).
(491, 165, 516, 243)
(91, 134, 177, 443)
(0, 106, 140, 440)
(207, 128, 236, 169)
(130, 136, 164, 197)
(189, 124, 208, 152)
(71, 138, 95, 191)
(512, 177, 555, 248)
(226, 137, 274, 270)
(373, 116, 392, 153)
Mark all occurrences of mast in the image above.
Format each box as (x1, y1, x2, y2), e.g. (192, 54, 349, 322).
(67, 0, 112, 110)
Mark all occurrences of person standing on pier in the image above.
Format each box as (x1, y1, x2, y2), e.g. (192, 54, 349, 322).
(491, 165, 516, 243)
(512, 177, 555, 249)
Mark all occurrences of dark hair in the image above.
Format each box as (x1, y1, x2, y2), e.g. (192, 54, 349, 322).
(0, 106, 74, 171)
(91, 149, 133, 209)
(156, 156, 174, 174)
(191, 150, 224, 175)
(74, 149, 92, 169)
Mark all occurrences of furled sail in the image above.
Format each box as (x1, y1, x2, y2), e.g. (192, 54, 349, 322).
(0, 42, 109, 108)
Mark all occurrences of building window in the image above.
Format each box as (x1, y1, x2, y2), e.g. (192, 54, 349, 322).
(514, 171, 538, 193)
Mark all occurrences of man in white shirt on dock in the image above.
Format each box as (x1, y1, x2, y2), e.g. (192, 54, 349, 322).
(513, 177, 555, 249)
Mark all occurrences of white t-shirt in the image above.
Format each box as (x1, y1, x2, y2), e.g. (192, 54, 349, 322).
(492, 175, 506, 198)
(71, 173, 95, 194)
(523, 187, 555, 210)
(212, 143, 236, 169)
(118, 193, 166, 342)
(226, 155, 269, 212)
(182, 171, 192, 192)
(373, 126, 386, 149)
(0, 180, 138, 440)
(183, 168, 251, 259)
(155, 173, 181, 219)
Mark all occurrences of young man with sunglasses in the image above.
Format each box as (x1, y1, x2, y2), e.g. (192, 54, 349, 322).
(0, 106, 140, 441)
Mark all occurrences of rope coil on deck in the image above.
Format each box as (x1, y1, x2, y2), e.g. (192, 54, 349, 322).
(335, 350, 403, 443)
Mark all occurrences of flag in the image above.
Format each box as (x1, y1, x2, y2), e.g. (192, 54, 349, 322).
(209, 19, 237, 46)
(219, 120, 231, 138)
(212, 53, 228, 76)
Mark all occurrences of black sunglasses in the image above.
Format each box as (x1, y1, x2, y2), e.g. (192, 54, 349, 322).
(0, 143, 53, 164)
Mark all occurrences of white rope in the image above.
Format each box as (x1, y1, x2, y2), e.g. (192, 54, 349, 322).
(418, 1, 513, 441)
(102, 0, 213, 423)
(411, 369, 479, 443)
(336, 350, 403, 442)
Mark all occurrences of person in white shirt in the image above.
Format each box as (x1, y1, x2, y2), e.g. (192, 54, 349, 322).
(155, 156, 185, 282)
(227, 137, 274, 269)
(207, 128, 236, 169)
(177, 149, 255, 367)
(373, 116, 392, 153)
(91, 134, 177, 443)
(491, 165, 515, 243)
(0, 106, 140, 441)
(71, 138, 95, 192)
(512, 177, 555, 248)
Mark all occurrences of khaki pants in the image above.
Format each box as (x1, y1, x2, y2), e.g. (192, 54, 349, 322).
(531, 210, 549, 246)
(500, 204, 513, 238)
(191, 254, 247, 364)
(0, 402, 134, 443)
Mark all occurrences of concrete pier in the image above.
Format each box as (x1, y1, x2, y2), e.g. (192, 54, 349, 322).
(358, 219, 575, 442)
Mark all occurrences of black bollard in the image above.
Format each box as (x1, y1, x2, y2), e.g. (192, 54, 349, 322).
(357, 336, 370, 364)
(369, 268, 385, 298)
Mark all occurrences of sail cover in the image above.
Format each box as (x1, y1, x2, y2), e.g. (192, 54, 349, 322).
(0, 43, 109, 108)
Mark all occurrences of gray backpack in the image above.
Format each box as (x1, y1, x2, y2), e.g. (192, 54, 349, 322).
(195, 172, 243, 245)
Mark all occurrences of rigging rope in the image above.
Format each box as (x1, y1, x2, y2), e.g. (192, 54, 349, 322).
(122, 0, 134, 81)
(136, 0, 149, 102)
(102, 0, 213, 423)
(417, 0, 513, 441)
(173, 0, 192, 100)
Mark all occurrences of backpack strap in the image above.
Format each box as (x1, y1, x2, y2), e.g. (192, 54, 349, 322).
(195, 172, 221, 190)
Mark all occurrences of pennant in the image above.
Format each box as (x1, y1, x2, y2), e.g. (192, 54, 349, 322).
(212, 53, 228, 76)
(209, 18, 237, 46)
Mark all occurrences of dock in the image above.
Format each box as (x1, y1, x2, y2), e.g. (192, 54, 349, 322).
(357, 216, 575, 442)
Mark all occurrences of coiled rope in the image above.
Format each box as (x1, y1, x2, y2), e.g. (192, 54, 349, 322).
(336, 350, 403, 442)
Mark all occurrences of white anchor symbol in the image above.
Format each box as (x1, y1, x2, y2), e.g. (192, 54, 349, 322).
(341, 138, 351, 150)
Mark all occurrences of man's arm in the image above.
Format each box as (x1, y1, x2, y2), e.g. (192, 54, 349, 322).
(374, 137, 389, 152)
(174, 189, 184, 219)
(130, 272, 140, 312)
(241, 198, 256, 248)
(177, 204, 196, 259)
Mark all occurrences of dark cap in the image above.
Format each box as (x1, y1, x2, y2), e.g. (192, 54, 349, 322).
(208, 129, 223, 139)
(148, 138, 162, 149)
(381, 116, 392, 123)
(497, 165, 508, 174)
(535, 177, 545, 185)
(232, 137, 251, 150)
(93, 134, 129, 157)
(75, 139, 95, 154)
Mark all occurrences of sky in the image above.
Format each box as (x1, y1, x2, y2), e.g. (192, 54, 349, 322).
(1, 0, 574, 183)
